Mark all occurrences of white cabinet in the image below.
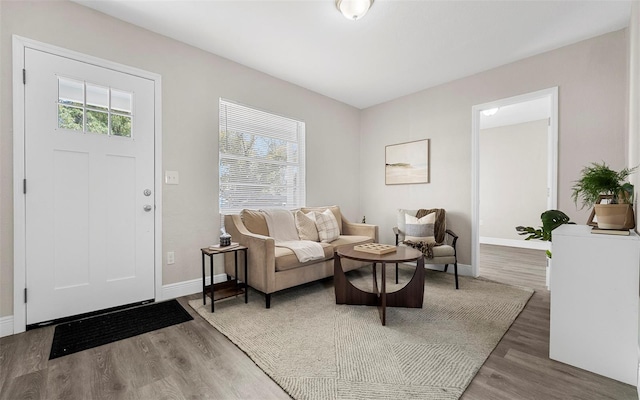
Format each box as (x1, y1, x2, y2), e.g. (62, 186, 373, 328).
(550, 224, 640, 386)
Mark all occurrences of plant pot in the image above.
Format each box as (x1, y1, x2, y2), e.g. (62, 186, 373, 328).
(594, 203, 635, 229)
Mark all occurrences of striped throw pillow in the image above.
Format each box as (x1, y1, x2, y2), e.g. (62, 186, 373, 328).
(404, 212, 436, 243)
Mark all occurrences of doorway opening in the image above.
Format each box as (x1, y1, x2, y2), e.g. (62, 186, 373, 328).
(471, 87, 558, 289)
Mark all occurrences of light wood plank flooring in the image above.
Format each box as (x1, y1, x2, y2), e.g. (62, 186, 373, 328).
(466, 244, 637, 399)
(1, 246, 637, 399)
(479, 244, 547, 291)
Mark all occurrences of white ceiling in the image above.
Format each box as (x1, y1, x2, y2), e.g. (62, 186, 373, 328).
(74, 0, 632, 109)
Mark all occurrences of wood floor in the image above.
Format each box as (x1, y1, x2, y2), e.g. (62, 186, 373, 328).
(1, 245, 637, 399)
(468, 244, 637, 399)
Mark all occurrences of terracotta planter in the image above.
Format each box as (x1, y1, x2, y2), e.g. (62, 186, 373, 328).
(594, 203, 635, 229)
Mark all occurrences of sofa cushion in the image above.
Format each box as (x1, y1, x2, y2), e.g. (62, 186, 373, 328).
(301, 206, 342, 234)
(405, 212, 436, 243)
(241, 209, 269, 236)
(314, 209, 340, 243)
(294, 210, 319, 241)
(275, 243, 334, 272)
(399, 243, 455, 264)
(330, 235, 374, 251)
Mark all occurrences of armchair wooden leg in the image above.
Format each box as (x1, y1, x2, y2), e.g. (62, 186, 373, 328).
(454, 262, 459, 289)
(266, 293, 271, 309)
(444, 264, 449, 272)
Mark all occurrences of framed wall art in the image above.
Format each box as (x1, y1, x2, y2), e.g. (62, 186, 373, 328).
(385, 139, 430, 185)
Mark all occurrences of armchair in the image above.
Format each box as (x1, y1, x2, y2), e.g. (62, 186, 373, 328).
(393, 208, 459, 289)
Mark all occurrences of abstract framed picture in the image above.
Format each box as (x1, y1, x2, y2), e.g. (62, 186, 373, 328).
(385, 139, 430, 185)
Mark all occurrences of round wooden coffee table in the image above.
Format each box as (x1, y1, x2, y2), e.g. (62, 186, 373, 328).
(334, 244, 424, 326)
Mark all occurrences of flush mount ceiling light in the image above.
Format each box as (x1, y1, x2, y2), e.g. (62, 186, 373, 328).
(336, 0, 373, 21)
(481, 107, 500, 117)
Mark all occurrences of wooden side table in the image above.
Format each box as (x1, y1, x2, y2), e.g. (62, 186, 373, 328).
(201, 245, 248, 312)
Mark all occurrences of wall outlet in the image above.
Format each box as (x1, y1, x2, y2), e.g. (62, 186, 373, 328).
(165, 171, 179, 185)
(167, 251, 175, 265)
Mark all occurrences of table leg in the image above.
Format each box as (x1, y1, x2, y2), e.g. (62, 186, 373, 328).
(210, 254, 215, 313)
(372, 262, 378, 295)
(334, 254, 377, 305)
(234, 250, 238, 289)
(202, 251, 206, 305)
(243, 249, 248, 303)
(380, 262, 386, 326)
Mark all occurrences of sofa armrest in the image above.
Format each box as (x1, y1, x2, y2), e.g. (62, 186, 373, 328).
(224, 214, 276, 294)
(341, 217, 378, 242)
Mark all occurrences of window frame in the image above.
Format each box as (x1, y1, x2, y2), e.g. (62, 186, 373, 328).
(218, 99, 306, 219)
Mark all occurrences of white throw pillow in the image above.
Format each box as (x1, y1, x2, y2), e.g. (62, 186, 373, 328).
(404, 212, 436, 243)
(295, 210, 319, 241)
(314, 209, 340, 243)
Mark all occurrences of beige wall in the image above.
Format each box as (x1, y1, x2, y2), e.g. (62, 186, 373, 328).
(359, 29, 628, 265)
(0, 2, 632, 320)
(0, 1, 361, 317)
(480, 119, 548, 240)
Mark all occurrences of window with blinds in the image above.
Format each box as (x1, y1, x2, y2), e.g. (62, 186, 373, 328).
(219, 99, 306, 217)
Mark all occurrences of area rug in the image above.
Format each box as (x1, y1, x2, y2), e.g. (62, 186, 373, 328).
(189, 265, 533, 400)
(50, 299, 193, 359)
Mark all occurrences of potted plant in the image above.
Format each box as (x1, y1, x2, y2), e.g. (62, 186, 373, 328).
(516, 209, 573, 258)
(571, 162, 636, 229)
(516, 210, 573, 289)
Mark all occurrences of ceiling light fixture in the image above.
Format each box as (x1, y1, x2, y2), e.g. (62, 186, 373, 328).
(481, 107, 500, 117)
(336, 0, 373, 21)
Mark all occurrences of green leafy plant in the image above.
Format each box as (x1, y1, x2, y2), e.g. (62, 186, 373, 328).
(571, 162, 636, 209)
(516, 210, 573, 258)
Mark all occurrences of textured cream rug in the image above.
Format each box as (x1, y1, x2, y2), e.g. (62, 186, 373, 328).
(189, 265, 533, 400)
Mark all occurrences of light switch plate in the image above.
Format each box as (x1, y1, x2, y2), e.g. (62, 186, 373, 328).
(165, 171, 179, 185)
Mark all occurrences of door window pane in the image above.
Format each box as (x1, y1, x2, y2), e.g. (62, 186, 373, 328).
(86, 110, 108, 135)
(111, 114, 132, 137)
(58, 77, 83, 107)
(111, 89, 132, 114)
(86, 84, 109, 112)
(58, 105, 83, 131)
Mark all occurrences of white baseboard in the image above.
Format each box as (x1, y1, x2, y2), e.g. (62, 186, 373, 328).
(0, 276, 227, 337)
(480, 236, 550, 251)
(160, 273, 228, 301)
(1, 316, 14, 337)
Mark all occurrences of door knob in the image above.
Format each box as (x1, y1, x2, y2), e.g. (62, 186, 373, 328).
(143, 189, 152, 196)
(143, 205, 153, 212)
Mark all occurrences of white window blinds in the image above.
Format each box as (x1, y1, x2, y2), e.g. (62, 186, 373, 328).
(219, 99, 306, 216)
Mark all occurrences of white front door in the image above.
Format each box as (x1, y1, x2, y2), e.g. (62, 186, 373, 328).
(24, 48, 156, 325)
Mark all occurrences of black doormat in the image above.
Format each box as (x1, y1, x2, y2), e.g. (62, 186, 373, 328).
(49, 299, 193, 360)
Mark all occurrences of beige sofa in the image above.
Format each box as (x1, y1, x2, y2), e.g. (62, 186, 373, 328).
(224, 206, 378, 308)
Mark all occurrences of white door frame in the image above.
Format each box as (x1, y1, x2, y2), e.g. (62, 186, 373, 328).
(471, 87, 558, 277)
(12, 35, 163, 334)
